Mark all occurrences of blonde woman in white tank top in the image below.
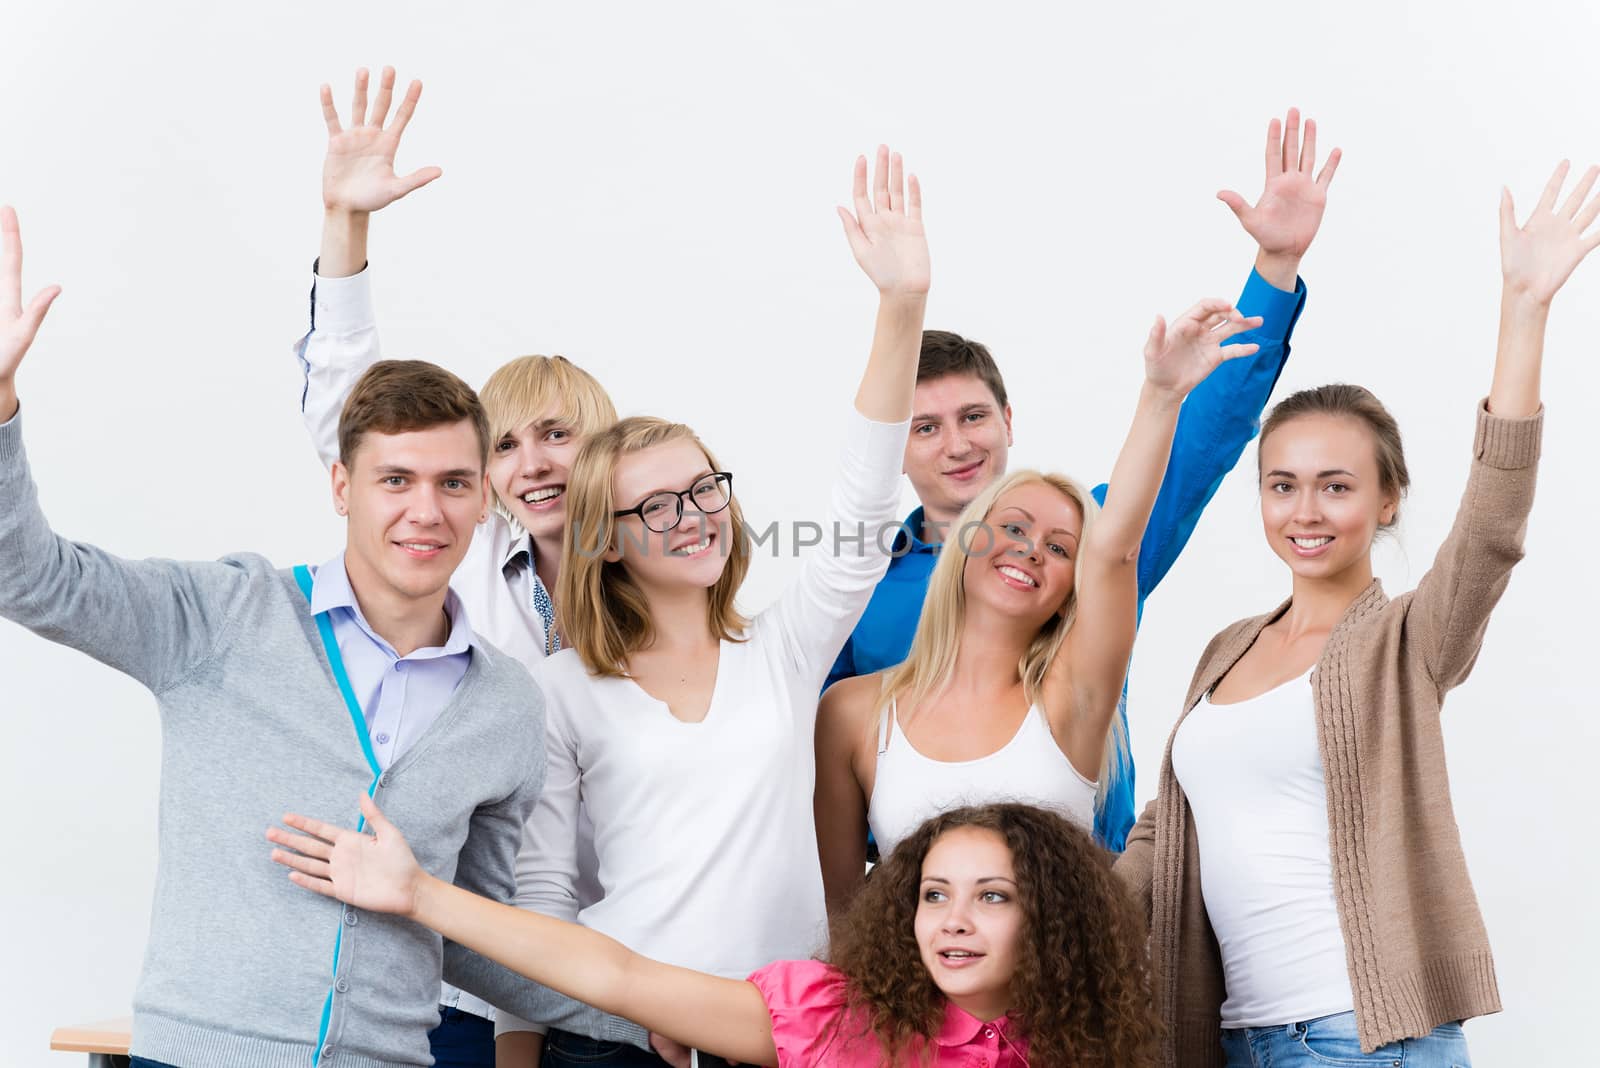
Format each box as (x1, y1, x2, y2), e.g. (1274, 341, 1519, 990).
(814, 298, 1266, 918)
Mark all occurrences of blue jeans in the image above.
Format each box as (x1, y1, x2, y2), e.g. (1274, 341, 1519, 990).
(130, 1060, 176, 1068)
(1221, 1012, 1471, 1067)
(429, 1004, 496, 1068)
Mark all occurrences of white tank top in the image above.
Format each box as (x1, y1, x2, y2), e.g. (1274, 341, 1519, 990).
(1171, 668, 1354, 1028)
(867, 696, 1098, 859)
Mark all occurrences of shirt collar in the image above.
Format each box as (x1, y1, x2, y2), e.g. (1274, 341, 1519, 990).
(310, 553, 478, 658)
(500, 525, 536, 572)
(935, 1001, 1013, 1047)
(894, 506, 941, 555)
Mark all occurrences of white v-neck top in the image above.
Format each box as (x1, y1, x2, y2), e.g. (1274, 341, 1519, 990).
(1171, 668, 1354, 1028)
(511, 410, 909, 980)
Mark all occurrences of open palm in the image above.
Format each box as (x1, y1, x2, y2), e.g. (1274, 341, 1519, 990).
(1500, 160, 1600, 306)
(268, 795, 424, 917)
(1219, 108, 1341, 260)
(837, 146, 930, 296)
(321, 67, 442, 215)
(1142, 299, 1260, 400)
(0, 208, 61, 387)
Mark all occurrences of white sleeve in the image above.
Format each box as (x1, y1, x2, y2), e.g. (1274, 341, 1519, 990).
(765, 409, 909, 688)
(292, 265, 382, 469)
(491, 683, 584, 1040)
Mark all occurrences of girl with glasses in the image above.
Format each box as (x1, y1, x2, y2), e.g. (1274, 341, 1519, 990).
(487, 146, 929, 1066)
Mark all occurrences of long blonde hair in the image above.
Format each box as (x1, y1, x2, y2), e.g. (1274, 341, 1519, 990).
(880, 469, 1126, 806)
(556, 416, 750, 677)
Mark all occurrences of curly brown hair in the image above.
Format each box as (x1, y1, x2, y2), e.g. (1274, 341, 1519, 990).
(825, 803, 1160, 1066)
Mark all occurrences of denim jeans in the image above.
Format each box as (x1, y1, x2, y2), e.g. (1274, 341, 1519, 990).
(1220, 1012, 1471, 1067)
(429, 1004, 496, 1068)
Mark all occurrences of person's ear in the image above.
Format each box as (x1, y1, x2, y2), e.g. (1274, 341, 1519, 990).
(1003, 404, 1014, 446)
(332, 461, 352, 517)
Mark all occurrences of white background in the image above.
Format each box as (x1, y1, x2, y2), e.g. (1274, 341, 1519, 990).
(3, 1, 1597, 1063)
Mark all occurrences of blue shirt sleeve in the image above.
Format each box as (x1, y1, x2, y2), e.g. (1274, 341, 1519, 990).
(1090, 267, 1307, 601)
(1090, 267, 1306, 854)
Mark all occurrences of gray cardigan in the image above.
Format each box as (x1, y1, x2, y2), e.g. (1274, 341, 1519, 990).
(0, 409, 638, 1067)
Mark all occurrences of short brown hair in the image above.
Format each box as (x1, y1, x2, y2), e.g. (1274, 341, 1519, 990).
(918, 330, 1008, 409)
(338, 360, 492, 469)
(1259, 383, 1410, 528)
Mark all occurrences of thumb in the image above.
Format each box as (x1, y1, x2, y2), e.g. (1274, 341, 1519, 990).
(359, 792, 390, 832)
(1499, 186, 1516, 237)
(1143, 314, 1166, 359)
(396, 166, 443, 198)
(1216, 189, 1250, 222)
(23, 285, 61, 333)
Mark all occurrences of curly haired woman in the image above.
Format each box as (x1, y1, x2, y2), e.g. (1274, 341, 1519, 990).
(268, 801, 1162, 1067)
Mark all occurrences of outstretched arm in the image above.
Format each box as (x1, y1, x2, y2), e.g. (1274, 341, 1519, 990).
(769, 148, 927, 684)
(1124, 108, 1341, 599)
(1412, 161, 1596, 690)
(296, 67, 441, 467)
(1047, 303, 1259, 778)
(271, 797, 780, 1066)
(0, 209, 257, 691)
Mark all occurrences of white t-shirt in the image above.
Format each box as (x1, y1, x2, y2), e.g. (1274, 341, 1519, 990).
(510, 410, 909, 986)
(1170, 669, 1355, 1028)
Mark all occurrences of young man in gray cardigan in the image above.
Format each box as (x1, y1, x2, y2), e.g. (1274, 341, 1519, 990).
(0, 208, 643, 1067)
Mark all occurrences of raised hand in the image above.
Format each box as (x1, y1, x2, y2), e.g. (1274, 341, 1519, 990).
(1499, 160, 1600, 306)
(0, 208, 62, 418)
(321, 66, 442, 216)
(268, 794, 423, 917)
(1142, 300, 1262, 401)
(837, 145, 930, 297)
(1218, 108, 1341, 283)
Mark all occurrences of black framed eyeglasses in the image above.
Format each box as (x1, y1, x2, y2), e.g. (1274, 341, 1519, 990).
(612, 472, 734, 533)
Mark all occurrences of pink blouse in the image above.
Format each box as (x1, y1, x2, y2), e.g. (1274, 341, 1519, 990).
(747, 959, 1029, 1067)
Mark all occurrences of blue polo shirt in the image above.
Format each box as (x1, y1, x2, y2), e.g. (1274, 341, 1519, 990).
(825, 267, 1308, 850)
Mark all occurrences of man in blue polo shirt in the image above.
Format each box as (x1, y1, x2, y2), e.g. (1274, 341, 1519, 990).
(824, 108, 1340, 850)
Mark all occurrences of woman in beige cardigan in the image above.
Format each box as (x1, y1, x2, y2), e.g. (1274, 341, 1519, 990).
(1116, 160, 1600, 1068)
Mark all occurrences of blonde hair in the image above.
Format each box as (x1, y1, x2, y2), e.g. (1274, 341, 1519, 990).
(479, 355, 619, 518)
(880, 469, 1126, 808)
(556, 416, 751, 678)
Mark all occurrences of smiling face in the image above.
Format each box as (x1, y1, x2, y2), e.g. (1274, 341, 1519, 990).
(959, 481, 1083, 630)
(905, 373, 1014, 530)
(1258, 413, 1396, 584)
(334, 419, 489, 607)
(914, 826, 1024, 1023)
(489, 414, 584, 543)
(607, 438, 735, 596)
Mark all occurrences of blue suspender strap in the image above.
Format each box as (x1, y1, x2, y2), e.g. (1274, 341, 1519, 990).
(293, 564, 382, 1065)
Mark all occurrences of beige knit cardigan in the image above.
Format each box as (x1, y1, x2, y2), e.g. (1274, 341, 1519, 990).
(1116, 402, 1543, 1066)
